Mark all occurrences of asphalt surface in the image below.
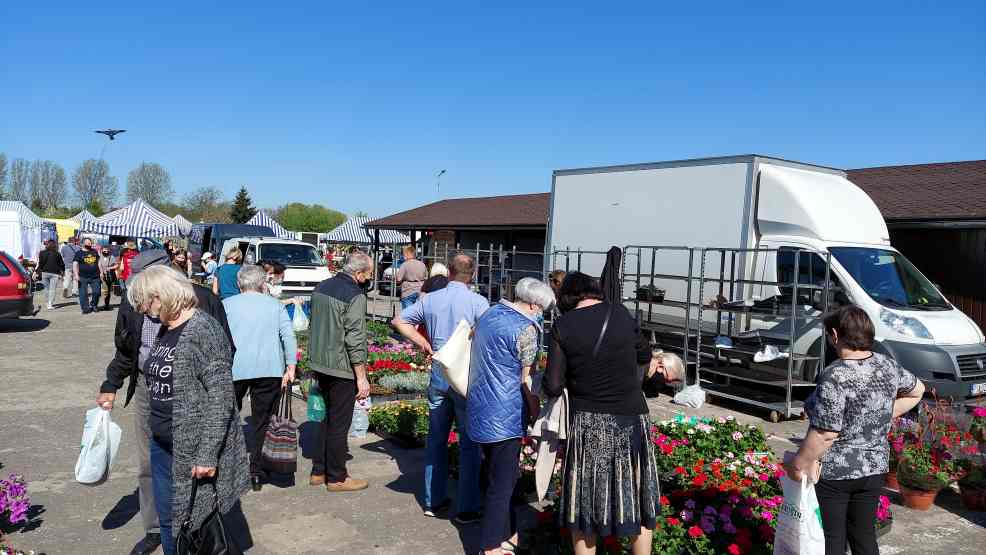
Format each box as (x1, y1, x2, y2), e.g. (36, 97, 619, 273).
(1, 293, 984, 554)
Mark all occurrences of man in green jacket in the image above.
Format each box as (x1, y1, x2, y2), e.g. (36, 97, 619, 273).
(308, 251, 373, 492)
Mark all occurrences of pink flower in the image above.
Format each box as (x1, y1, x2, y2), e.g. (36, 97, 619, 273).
(761, 511, 774, 521)
(973, 407, 986, 417)
(758, 473, 770, 482)
(732, 431, 744, 441)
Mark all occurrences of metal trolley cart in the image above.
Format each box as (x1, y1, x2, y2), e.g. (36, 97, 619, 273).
(622, 245, 835, 422)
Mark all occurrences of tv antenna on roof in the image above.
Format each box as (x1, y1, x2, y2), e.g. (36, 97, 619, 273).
(435, 169, 447, 195)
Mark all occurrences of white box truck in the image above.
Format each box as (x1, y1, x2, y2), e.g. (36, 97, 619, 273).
(549, 155, 986, 407)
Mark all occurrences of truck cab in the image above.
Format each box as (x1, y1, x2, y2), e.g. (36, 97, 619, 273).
(218, 236, 332, 299)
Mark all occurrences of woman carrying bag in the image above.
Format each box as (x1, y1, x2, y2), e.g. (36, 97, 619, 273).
(127, 266, 250, 555)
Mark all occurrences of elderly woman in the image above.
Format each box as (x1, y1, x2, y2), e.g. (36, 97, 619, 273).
(222, 264, 298, 491)
(785, 306, 924, 555)
(127, 265, 249, 555)
(543, 272, 682, 555)
(212, 247, 243, 300)
(467, 277, 555, 555)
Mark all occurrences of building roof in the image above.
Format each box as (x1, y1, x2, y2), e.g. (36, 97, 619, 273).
(848, 160, 986, 222)
(366, 193, 550, 230)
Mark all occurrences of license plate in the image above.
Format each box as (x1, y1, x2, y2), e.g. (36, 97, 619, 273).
(972, 382, 986, 396)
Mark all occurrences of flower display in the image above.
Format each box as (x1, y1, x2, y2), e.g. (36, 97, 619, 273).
(366, 401, 429, 445)
(0, 474, 29, 528)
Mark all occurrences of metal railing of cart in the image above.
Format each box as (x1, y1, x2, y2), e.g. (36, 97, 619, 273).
(621, 245, 833, 422)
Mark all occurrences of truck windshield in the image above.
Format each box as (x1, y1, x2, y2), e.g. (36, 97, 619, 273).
(829, 247, 950, 310)
(259, 244, 322, 267)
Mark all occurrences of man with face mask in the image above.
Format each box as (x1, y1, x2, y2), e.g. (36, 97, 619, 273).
(94, 250, 234, 555)
(74, 238, 102, 314)
(307, 251, 374, 492)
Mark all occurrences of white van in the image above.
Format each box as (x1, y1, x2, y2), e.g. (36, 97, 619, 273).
(549, 155, 986, 404)
(219, 237, 331, 299)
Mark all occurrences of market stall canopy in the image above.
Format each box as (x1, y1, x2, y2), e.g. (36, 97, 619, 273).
(173, 214, 193, 235)
(325, 216, 409, 245)
(70, 209, 95, 225)
(246, 210, 293, 239)
(80, 198, 182, 238)
(0, 200, 45, 260)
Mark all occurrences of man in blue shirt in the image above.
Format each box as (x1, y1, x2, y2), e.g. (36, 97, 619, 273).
(392, 253, 489, 523)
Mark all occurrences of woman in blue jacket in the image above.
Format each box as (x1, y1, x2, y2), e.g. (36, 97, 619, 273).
(467, 277, 555, 554)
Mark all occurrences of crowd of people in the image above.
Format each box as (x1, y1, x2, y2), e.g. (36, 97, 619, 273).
(77, 237, 924, 555)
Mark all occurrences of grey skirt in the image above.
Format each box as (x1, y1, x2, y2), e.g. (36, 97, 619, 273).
(559, 411, 659, 537)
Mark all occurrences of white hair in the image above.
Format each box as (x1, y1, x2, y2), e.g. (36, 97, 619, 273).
(430, 262, 449, 278)
(514, 277, 555, 310)
(343, 252, 373, 275)
(237, 264, 268, 292)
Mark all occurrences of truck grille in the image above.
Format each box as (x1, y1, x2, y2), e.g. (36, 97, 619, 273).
(283, 281, 313, 288)
(956, 354, 986, 381)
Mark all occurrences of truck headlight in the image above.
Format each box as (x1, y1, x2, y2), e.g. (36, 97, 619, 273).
(880, 308, 933, 340)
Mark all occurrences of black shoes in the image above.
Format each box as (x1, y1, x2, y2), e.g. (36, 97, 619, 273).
(129, 533, 161, 555)
(453, 511, 482, 525)
(423, 498, 451, 518)
(251, 475, 263, 492)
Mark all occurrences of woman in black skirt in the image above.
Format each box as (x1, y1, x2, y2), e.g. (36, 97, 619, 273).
(543, 272, 681, 555)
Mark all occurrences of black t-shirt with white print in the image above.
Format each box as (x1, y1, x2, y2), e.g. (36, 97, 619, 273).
(145, 322, 187, 449)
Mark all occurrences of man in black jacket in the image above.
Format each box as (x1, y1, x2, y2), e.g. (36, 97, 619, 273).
(93, 250, 234, 555)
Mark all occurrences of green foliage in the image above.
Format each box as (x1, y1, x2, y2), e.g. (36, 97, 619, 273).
(229, 186, 257, 224)
(182, 186, 230, 223)
(377, 372, 430, 393)
(651, 416, 772, 477)
(367, 320, 393, 345)
(274, 202, 346, 233)
(368, 401, 430, 445)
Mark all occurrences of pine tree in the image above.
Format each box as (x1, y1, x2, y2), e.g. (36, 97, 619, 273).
(229, 186, 257, 223)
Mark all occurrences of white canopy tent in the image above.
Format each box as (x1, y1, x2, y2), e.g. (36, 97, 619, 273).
(79, 199, 182, 238)
(325, 216, 409, 245)
(0, 201, 45, 261)
(246, 211, 292, 239)
(173, 214, 193, 236)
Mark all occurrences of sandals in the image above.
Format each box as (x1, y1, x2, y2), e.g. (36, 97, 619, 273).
(500, 540, 520, 554)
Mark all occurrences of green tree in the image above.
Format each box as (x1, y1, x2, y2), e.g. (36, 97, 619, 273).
(72, 159, 118, 210)
(127, 162, 174, 205)
(182, 186, 229, 223)
(275, 202, 346, 233)
(229, 186, 257, 223)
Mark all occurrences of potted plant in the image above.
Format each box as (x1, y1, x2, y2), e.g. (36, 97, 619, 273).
(958, 458, 986, 511)
(896, 440, 962, 510)
(875, 495, 893, 537)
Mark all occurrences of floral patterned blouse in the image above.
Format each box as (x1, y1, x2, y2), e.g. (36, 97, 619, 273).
(805, 353, 918, 480)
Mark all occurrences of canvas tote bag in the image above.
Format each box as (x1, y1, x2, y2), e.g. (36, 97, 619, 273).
(434, 319, 472, 396)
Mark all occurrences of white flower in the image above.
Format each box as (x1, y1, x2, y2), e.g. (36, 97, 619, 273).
(716, 417, 727, 424)
(726, 415, 735, 421)
(686, 428, 696, 435)
(726, 452, 735, 459)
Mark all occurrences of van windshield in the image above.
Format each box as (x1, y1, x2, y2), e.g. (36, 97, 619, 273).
(259, 244, 322, 267)
(829, 247, 950, 310)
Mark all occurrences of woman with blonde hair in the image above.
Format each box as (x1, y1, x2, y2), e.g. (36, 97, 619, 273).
(128, 265, 249, 555)
(212, 247, 243, 300)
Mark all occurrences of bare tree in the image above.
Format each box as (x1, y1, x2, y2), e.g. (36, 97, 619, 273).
(0, 153, 7, 199)
(72, 159, 118, 210)
(182, 186, 230, 223)
(29, 160, 68, 211)
(127, 162, 174, 205)
(8, 158, 31, 203)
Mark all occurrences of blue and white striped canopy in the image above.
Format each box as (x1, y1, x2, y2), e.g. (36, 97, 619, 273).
(0, 201, 44, 228)
(326, 216, 409, 245)
(70, 209, 95, 225)
(173, 214, 193, 235)
(80, 199, 182, 238)
(247, 211, 293, 238)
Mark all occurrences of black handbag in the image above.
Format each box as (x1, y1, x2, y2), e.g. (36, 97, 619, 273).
(176, 477, 242, 555)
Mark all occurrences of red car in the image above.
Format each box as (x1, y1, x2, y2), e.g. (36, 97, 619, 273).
(0, 251, 35, 319)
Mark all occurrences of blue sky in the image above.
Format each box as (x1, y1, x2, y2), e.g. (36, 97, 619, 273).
(2, 1, 983, 217)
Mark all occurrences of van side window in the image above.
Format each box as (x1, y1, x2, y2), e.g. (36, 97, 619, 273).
(777, 249, 845, 308)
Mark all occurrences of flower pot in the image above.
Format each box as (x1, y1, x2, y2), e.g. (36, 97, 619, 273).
(959, 483, 986, 511)
(885, 471, 899, 491)
(899, 485, 939, 510)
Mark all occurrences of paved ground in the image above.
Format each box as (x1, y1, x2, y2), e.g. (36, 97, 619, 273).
(1, 293, 985, 554)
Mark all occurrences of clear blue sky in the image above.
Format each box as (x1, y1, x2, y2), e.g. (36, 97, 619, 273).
(2, 1, 983, 217)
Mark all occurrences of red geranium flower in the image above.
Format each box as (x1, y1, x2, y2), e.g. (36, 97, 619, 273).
(687, 525, 704, 538)
(666, 517, 682, 527)
(674, 466, 687, 475)
(691, 474, 708, 487)
(660, 495, 671, 506)
(727, 544, 742, 555)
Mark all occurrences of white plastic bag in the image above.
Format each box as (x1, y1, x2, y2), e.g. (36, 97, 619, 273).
(349, 397, 372, 438)
(773, 475, 825, 555)
(292, 306, 309, 332)
(672, 384, 706, 408)
(75, 407, 122, 484)
(434, 319, 472, 396)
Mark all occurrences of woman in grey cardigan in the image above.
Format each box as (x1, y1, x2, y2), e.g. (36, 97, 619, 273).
(128, 265, 250, 555)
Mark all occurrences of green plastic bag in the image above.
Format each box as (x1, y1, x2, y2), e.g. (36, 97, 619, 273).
(307, 385, 326, 422)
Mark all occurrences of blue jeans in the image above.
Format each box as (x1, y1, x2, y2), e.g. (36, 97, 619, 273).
(150, 438, 176, 555)
(78, 276, 101, 313)
(425, 386, 481, 513)
(401, 293, 419, 310)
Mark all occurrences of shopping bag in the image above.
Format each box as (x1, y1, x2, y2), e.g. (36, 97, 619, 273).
(307, 385, 326, 422)
(773, 475, 825, 555)
(261, 388, 299, 474)
(433, 319, 472, 396)
(292, 307, 309, 332)
(349, 397, 372, 438)
(672, 383, 706, 408)
(75, 407, 123, 484)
